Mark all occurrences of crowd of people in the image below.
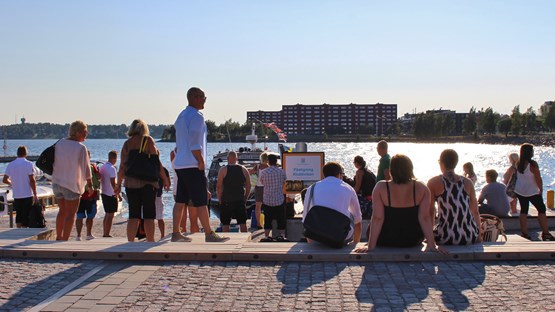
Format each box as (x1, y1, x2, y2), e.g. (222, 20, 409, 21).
(3, 86, 554, 251)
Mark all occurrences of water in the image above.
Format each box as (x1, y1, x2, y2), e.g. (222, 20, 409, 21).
(2, 139, 555, 219)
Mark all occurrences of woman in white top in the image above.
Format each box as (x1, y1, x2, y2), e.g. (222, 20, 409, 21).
(503, 153, 519, 214)
(52, 121, 93, 241)
(510, 143, 554, 241)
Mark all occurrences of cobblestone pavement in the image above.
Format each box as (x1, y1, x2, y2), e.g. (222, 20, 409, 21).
(0, 259, 102, 311)
(2, 259, 555, 311)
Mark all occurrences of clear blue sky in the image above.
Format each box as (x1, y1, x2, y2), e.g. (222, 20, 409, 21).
(1, 1, 554, 126)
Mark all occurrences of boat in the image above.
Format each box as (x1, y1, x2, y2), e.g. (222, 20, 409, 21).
(207, 123, 267, 220)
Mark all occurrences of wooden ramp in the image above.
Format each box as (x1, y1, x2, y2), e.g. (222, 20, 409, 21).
(1, 229, 555, 262)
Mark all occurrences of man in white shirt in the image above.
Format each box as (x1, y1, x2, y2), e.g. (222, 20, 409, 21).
(3, 146, 38, 228)
(303, 162, 362, 245)
(172, 87, 228, 242)
(100, 150, 119, 237)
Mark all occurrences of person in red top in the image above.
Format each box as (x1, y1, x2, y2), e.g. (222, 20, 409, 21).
(75, 152, 100, 241)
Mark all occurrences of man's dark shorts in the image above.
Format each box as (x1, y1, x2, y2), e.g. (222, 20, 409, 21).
(175, 168, 208, 207)
(101, 194, 118, 213)
(14, 197, 33, 227)
(220, 200, 247, 225)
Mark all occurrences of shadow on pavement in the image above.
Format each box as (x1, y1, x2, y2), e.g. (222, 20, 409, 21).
(355, 261, 486, 311)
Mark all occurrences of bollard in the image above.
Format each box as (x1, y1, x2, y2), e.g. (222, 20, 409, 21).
(547, 190, 554, 209)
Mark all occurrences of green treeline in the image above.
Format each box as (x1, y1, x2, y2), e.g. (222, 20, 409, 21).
(412, 104, 555, 138)
(1, 123, 168, 139)
(161, 120, 275, 142)
(3, 103, 554, 140)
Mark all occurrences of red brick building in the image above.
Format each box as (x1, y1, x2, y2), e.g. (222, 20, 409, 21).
(247, 103, 397, 135)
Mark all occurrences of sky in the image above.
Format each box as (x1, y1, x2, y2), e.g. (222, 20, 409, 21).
(1, 1, 554, 126)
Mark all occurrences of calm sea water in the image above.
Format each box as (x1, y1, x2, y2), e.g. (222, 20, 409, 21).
(2, 139, 555, 219)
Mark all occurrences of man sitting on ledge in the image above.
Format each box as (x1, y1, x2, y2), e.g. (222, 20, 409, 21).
(302, 162, 361, 247)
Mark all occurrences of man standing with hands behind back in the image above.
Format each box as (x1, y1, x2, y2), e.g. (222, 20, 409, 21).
(172, 87, 229, 242)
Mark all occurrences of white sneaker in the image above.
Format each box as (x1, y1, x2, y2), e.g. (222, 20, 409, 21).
(86, 235, 95, 240)
(76, 236, 82, 241)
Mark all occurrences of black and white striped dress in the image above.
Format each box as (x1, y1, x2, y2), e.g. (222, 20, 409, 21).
(434, 175, 479, 245)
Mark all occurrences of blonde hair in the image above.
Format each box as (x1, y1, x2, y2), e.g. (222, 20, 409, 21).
(127, 119, 150, 137)
(508, 153, 519, 166)
(68, 120, 87, 138)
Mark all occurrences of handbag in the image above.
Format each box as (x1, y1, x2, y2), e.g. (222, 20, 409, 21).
(505, 170, 517, 198)
(36, 139, 61, 175)
(303, 183, 351, 248)
(480, 214, 507, 242)
(125, 136, 161, 182)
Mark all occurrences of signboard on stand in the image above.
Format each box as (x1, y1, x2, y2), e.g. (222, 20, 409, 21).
(282, 152, 325, 193)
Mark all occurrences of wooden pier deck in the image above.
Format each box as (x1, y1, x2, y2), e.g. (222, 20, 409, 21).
(1, 228, 555, 262)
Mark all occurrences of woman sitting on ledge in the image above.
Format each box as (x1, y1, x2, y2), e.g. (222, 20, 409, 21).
(354, 154, 444, 253)
(428, 149, 481, 245)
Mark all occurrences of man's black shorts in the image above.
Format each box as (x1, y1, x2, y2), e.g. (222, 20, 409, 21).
(220, 200, 247, 225)
(175, 168, 208, 207)
(101, 194, 118, 213)
(14, 197, 33, 227)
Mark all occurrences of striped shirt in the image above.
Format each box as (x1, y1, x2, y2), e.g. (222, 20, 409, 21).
(258, 166, 286, 206)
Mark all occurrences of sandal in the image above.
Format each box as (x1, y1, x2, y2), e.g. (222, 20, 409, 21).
(542, 233, 555, 241)
(260, 237, 274, 242)
(275, 236, 290, 242)
(521, 233, 532, 240)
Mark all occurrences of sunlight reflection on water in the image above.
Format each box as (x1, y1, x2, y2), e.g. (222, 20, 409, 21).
(2, 139, 554, 219)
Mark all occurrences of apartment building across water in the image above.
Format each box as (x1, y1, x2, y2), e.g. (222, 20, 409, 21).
(247, 103, 397, 136)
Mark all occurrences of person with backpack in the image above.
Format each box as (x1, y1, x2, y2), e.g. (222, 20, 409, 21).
(302, 162, 362, 247)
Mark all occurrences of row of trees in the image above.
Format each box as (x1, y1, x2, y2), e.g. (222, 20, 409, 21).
(2, 123, 168, 139)
(4, 102, 554, 140)
(412, 103, 555, 138)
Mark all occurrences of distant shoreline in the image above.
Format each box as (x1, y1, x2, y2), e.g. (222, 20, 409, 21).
(159, 133, 554, 147)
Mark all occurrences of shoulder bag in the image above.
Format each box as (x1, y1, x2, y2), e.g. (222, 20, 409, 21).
(303, 183, 351, 248)
(125, 136, 161, 182)
(36, 139, 62, 175)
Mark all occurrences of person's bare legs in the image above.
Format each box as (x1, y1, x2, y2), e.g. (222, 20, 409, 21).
(55, 198, 66, 240)
(188, 206, 200, 233)
(127, 218, 139, 242)
(157, 219, 165, 239)
(103, 212, 114, 237)
(85, 218, 93, 237)
(173, 202, 185, 234)
(180, 206, 188, 233)
(197, 206, 213, 234)
(59, 198, 80, 241)
(75, 218, 84, 238)
(538, 213, 550, 234)
(144, 219, 155, 242)
(510, 198, 517, 213)
(239, 223, 247, 232)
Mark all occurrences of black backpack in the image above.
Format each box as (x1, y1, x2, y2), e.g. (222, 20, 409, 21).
(28, 202, 47, 228)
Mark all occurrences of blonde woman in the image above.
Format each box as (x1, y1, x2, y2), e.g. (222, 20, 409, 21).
(52, 121, 93, 241)
(116, 119, 170, 242)
(503, 153, 519, 214)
